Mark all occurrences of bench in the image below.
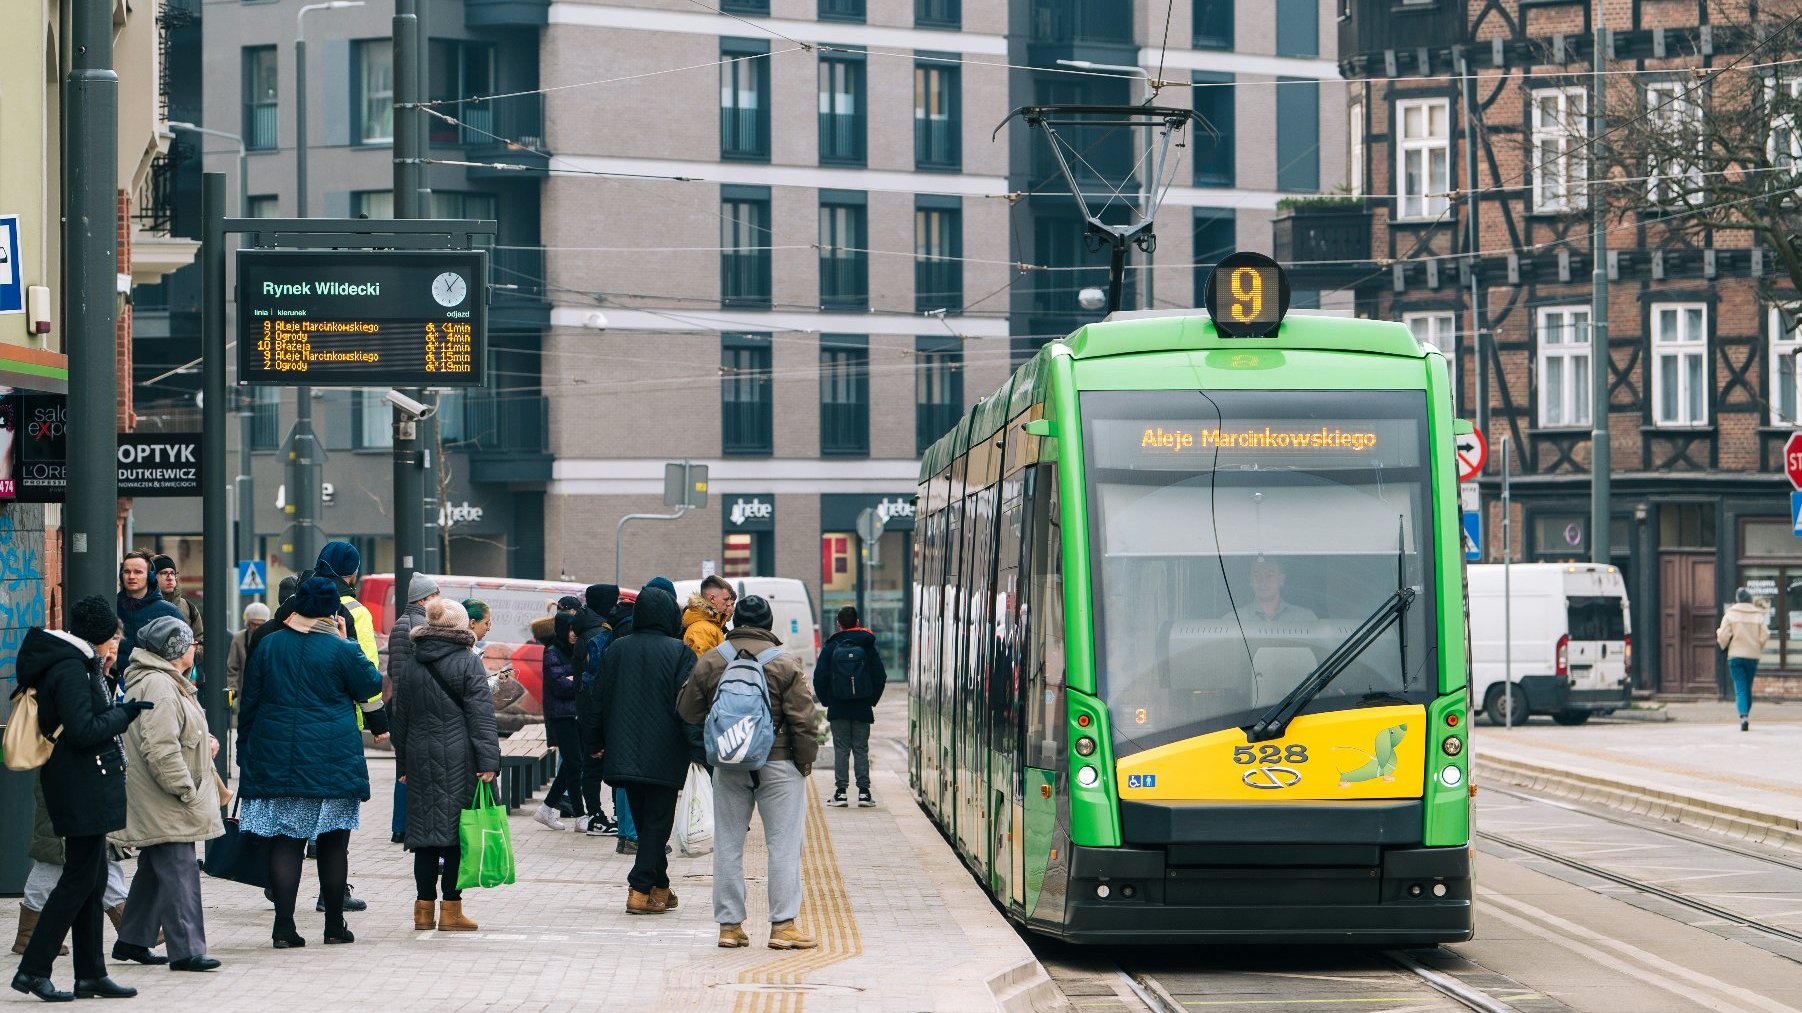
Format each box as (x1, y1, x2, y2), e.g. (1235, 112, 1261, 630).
(497, 724, 555, 811)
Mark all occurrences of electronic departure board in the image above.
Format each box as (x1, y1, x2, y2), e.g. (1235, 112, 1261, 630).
(236, 249, 487, 387)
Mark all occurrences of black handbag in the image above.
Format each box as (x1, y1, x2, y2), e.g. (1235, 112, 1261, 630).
(203, 797, 269, 888)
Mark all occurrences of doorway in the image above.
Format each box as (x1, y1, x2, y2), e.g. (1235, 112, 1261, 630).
(1659, 552, 1718, 695)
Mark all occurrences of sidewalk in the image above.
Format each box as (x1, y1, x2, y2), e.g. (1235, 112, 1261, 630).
(1475, 701, 1802, 850)
(6, 698, 1052, 1012)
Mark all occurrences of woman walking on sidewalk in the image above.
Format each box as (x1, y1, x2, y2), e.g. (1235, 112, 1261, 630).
(237, 578, 386, 949)
(391, 599, 500, 932)
(1717, 588, 1772, 732)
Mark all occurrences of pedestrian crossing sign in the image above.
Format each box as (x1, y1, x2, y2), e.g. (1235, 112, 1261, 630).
(237, 560, 267, 595)
(1792, 492, 1802, 537)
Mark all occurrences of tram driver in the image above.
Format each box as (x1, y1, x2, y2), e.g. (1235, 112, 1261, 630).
(1235, 557, 1317, 624)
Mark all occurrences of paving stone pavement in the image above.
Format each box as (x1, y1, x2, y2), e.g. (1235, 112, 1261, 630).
(5, 699, 1041, 1012)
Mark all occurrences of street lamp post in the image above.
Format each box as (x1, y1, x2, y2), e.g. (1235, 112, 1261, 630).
(169, 122, 254, 602)
(290, 0, 363, 576)
(1056, 59, 1156, 312)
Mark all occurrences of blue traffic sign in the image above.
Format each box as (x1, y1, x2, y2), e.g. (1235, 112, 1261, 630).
(0, 215, 22, 315)
(237, 560, 267, 595)
(1462, 511, 1482, 562)
(1792, 492, 1802, 538)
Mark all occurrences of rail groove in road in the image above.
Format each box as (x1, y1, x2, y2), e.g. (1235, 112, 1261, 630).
(1122, 955, 1521, 1012)
(1483, 783, 1802, 875)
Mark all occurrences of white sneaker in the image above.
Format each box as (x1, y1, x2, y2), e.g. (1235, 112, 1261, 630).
(533, 804, 566, 831)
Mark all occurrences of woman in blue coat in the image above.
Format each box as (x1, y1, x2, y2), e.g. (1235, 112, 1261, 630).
(237, 578, 385, 949)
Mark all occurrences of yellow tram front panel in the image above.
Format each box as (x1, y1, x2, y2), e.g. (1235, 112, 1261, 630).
(1114, 704, 1426, 802)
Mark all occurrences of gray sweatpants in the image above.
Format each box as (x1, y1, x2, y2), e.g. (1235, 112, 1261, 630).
(23, 859, 127, 912)
(829, 719, 872, 792)
(712, 759, 807, 926)
(118, 842, 207, 960)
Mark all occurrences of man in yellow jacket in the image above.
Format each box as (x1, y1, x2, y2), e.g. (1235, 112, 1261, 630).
(681, 574, 736, 657)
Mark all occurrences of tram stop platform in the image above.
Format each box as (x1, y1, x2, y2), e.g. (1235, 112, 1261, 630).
(9, 699, 1057, 1013)
(1475, 699, 1802, 852)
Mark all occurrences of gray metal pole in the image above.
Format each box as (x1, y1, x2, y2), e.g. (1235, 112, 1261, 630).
(288, 11, 325, 577)
(295, 37, 308, 219)
(414, 0, 440, 573)
(1502, 434, 1513, 727)
(393, 0, 425, 599)
(66, 0, 120, 606)
(201, 173, 231, 776)
(1461, 52, 1484, 428)
(235, 145, 255, 602)
(1589, 6, 1611, 566)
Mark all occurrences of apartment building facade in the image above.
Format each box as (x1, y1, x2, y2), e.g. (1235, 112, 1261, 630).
(1329, 0, 1799, 699)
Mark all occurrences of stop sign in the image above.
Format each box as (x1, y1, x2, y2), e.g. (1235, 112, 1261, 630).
(1787, 432, 1802, 490)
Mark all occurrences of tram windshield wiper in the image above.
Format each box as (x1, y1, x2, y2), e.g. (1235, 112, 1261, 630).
(1243, 586, 1416, 743)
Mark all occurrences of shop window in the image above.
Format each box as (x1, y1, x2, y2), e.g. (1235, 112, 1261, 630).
(723, 531, 772, 577)
(1736, 519, 1802, 673)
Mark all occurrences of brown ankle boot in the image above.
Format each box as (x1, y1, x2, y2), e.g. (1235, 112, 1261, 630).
(12, 904, 66, 957)
(718, 922, 749, 948)
(626, 889, 666, 915)
(768, 920, 818, 950)
(437, 900, 477, 932)
(413, 900, 436, 931)
(105, 903, 125, 933)
(649, 887, 678, 911)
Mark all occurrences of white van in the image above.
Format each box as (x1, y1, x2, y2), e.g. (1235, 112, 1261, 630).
(671, 576, 819, 670)
(1466, 563, 1631, 726)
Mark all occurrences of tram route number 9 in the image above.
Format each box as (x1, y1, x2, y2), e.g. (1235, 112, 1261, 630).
(1234, 744, 1309, 765)
(1204, 250, 1291, 339)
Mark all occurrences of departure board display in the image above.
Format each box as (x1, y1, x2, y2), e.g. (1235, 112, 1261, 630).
(237, 249, 487, 387)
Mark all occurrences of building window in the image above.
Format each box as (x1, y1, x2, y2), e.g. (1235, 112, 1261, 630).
(916, 340, 963, 455)
(1275, 0, 1318, 57)
(428, 40, 496, 145)
(1405, 312, 1457, 408)
(247, 195, 279, 218)
(915, 60, 961, 170)
(1276, 78, 1320, 192)
(915, 198, 963, 313)
(1769, 76, 1802, 175)
(916, 0, 959, 28)
(1192, 209, 1236, 304)
(352, 190, 393, 219)
(820, 338, 870, 456)
(1652, 302, 1708, 428)
(1772, 307, 1802, 426)
(249, 388, 280, 450)
(1396, 98, 1450, 219)
(720, 0, 767, 12)
(353, 390, 394, 449)
(1192, 73, 1234, 187)
(819, 192, 868, 310)
(1537, 305, 1591, 428)
(1645, 81, 1704, 206)
(354, 41, 393, 145)
(1349, 101, 1364, 196)
(819, 52, 866, 166)
(1530, 87, 1587, 212)
(720, 40, 770, 161)
(1192, 0, 1232, 49)
(819, 0, 864, 21)
(722, 531, 773, 577)
(243, 46, 278, 151)
(722, 189, 772, 308)
(722, 334, 773, 456)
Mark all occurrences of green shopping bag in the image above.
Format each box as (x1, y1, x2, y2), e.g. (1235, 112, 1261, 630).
(456, 781, 517, 890)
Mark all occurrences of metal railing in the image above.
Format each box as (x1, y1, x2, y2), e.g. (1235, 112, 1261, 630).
(916, 401, 961, 455)
(819, 0, 864, 20)
(722, 105, 767, 159)
(821, 399, 869, 455)
(245, 102, 278, 151)
(457, 392, 548, 455)
(819, 111, 865, 164)
(433, 94, 544, 149)
(722, 250, 771, 307)
(1027, 0, 1133, 42)
(722, 397, 773, 455)
(916, 115, 959, 169)
(489, 246, 546, 300)
(819, 253, 868, 309)
(915, 0, 958, 27)
(915, 259, 962, 313)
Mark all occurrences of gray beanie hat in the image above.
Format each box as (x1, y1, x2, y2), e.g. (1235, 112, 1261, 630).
(408, 572, 440, 603)
(138, 615, 195, 661)
(243, 601, 271, 624)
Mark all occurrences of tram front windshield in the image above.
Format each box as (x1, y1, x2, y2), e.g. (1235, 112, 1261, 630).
(1084, 389, 1437, 755)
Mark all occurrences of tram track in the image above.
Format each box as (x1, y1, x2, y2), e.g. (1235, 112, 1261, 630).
(1481, 782, 1802, 875)
(1119, 953, 1521, 1013)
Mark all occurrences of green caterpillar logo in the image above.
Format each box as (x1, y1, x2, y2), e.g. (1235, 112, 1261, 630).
(1334, 724, 1408, 788)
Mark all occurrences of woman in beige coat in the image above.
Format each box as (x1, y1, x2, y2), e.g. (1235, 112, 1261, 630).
(1717, 588, 1772, 732)
(112, 615, 224, 971)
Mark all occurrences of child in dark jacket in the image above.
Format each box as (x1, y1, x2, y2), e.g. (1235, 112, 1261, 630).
(533, 615, 586, 829)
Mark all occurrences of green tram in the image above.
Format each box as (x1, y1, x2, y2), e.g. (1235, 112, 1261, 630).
(908, 256, 1474, 944)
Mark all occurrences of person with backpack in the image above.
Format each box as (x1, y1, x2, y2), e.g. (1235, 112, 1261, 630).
(10, 596, 154, 1002)
(572, 584, 621, 839)
(532, 614, 584, 829)
(676, 595, 820, 951)
(580, 585, 698, 914)
(813, 606, 887, 808)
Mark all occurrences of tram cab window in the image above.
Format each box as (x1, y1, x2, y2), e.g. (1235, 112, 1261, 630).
(1083, 389, 1437, 754)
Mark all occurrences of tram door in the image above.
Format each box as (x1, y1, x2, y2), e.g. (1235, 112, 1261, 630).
(995, 462, 1027, 910)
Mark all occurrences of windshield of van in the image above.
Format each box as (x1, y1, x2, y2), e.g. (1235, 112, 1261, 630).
(1084, 389, 1438, 755)
(1567, 596, 1626, 641)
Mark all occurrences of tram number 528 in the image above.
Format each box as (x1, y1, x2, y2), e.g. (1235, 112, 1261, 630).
(1234, 744, 1308, 765)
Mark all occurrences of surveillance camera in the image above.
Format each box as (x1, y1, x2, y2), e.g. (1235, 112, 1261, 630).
(383, 389, 436, 420)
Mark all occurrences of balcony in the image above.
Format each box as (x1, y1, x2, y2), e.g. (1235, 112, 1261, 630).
(1338, 0, 1462, 69)
(464, 0, 548, 26)
(1027, 0, 1134, 62)
(437, 95, 550, 175)
(916, 0, 958, 28)
(459, 392, 551, 484)
(1271, 199, 1374, 291)
(489, 247, 550, 332)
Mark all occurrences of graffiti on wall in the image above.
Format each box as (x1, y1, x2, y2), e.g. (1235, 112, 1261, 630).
(0, 505, 46, 685)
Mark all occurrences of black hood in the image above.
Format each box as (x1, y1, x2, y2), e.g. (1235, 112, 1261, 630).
(551, 613, 576, 660)
(826, 627, 878, 653)
(585, 584, 619, 617)
(414, 628, 477, 666)
(570, 606, 608, 641)
(631, 588, 681, 638)
(16, 628, 91, 691)
(605, 600, 635, 635)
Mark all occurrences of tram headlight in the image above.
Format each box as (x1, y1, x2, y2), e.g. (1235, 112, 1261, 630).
(1438, 765, 1463, 788)
(1074, 736, 1096, 757)
(1076, 765, 1100, 788)
(1441, 735, 1464, 757)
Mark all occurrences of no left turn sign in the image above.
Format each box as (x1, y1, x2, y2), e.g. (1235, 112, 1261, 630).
(1455, 428, 1488, 482)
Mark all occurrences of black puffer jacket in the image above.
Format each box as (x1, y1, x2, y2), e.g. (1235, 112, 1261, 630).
(16, 629, 136, 838)
(384, 600, 428, 702)
(812, 628, 888, 724)
(390, 626, 501, 848)
(580, 588, 698, 790)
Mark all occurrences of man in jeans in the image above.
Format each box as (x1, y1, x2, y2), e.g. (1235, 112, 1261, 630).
(677, 596, 820, 950)
(812, 607, 886, 807)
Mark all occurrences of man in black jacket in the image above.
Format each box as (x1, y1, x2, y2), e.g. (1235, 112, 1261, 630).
(11, 596, 152, 1002)
(580, 586, 697, 915)
(813, 606, 887, 808)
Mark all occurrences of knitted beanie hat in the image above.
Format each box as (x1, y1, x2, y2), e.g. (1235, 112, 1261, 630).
(294, 577, 342, 619)
(138, 615, 195, 661)
(425, 598, 470, 632)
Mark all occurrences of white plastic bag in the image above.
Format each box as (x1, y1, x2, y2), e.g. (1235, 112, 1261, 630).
(676, 764, 714, 857)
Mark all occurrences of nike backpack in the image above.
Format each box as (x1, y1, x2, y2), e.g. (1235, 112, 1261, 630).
(703, 644, 783, 772)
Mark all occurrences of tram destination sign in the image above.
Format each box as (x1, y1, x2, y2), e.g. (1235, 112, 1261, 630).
(237, 249, 487, 387)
